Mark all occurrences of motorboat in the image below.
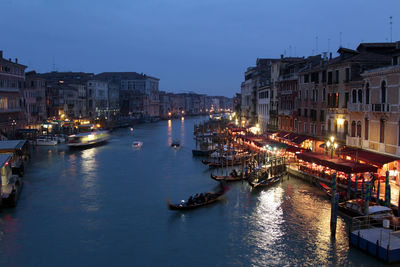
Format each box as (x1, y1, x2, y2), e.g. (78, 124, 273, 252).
(171, 140, 180, 148)
(68, 130, 109, 148)
(132, 141, 143, 149)
(36, 137, 58, 146)
(0, 153, 23, 207)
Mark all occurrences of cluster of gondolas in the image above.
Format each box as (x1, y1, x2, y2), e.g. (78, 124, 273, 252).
(167, 125, 288, 211)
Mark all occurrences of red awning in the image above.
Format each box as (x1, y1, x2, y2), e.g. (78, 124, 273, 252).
(277, 132, 312, 145)
(340, 147, 399, 167)
(286, 145, 302, 153)
(297, 151, 377, 173)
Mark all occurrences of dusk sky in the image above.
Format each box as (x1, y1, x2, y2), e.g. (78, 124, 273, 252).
(1, 0, 399, 96)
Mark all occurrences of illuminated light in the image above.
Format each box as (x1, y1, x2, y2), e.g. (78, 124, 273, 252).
(326, 141, 331, 148)
(181, 110, 185, 114)
(181, 117, 184, 121)
(168, 112, 172, 116)
(337, 118, 344, 125)
(333, 143, 338, 149)
(274, 147, 277, 151)
(130, 127, 134, 131)
(330, 136, 335, 143)
(87, 134, 95, 141)
(96, 124, 101, 128)
(295, 151, 300, 154)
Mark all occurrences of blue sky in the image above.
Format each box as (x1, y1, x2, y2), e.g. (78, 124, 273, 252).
(0, 0, 399, 96)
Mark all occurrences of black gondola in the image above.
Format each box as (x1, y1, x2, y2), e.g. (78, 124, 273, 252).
(210, 172, 246, 182)
(167, 184, 228, 210)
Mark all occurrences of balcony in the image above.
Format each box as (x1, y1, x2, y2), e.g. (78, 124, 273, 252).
(372, 104, 390, 112)
(347, 103, 371, 112)
(346, 136, 361, 148)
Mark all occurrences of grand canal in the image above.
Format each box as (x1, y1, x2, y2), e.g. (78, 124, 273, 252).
(0, 117, 384, 266)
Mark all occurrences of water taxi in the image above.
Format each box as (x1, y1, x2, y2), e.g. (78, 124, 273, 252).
(171, 140, 180, 148)
(132, 141, 143, 149)
(68, 130, 110, 148)
(36, 137, 58, 146)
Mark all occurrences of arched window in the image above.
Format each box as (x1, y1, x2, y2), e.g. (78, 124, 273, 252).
(365, 118, 369, 140)
(352, 90, 357, 103)
(380, 119, 385, 143)
(344, 120, 349, 136)
(365, 83, 370, 104)
(381, 81, 387, 103)
(357, 121, 362, 137)
(351, 121, 356, 137)
(358, 89, 363, 103)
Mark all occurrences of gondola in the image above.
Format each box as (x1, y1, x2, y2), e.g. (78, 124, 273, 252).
(316, 182, 347, 201)
(248, 173, 284, 188)
(192, 149, 215, 157)
(201, 159, 242, 168)
(167, 185, 228, 210)
(210, 172, 246, 182)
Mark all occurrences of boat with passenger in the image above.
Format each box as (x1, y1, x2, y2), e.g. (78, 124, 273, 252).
(171, 140, 180, 148)
(132, 141, 143, 149)
(167, 183, 228, 210)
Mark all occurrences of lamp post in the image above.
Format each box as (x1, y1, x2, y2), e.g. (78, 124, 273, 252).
(326, 136, 338, 159)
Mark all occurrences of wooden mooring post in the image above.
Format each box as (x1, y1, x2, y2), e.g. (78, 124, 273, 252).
(330, 172, 339, 238)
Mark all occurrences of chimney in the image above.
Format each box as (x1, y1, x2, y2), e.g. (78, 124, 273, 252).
(0, 50, 2, 59)
(280, 54, 284, 59)
(329, 52, 332, 60)
(15, 58, 18, 64)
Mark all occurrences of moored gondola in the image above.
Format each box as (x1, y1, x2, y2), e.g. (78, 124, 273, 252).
(210, 172, 246, 182)
(248, 173, 285, 188)
(201, 159, 242, 168)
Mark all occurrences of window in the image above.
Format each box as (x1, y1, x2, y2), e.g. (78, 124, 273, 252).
(328, 119, 331, 132)
(366, 83, 370, 104)
(344, 120, 349, 136)
(320, 110, 325, 122)
(352, 90, 357, 103)
(380, 119, 385, 143)
(322, 71, 326, 83)
(328, 72, 332, 84)
(345, 68, 350, 82)
(351, 121, 356, 137)
(381, 81, 387, 103)
(299, 90, 302, 99)
(304, 75, 309, 83)
(365, 118, 369, 140)
(358, 90, 362, 103)
(357, 121, 361, 137)
(323, 88, 326, 101)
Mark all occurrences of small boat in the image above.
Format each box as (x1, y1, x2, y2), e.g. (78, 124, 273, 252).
(337, 198, 392, 218)
(132, 141, 143, 148)
(192, 149, 215, 157)
(248, 173, 284, 188)
(171, 140, 180, 148)
(167, 184, 228, 210)
(210, 170, 246, 182)
(36, 138, 58, 146)
(316, 182, 347, 200)
(201, 159, 243, 168)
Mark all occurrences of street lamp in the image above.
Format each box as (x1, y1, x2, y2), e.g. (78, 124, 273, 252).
(326, 136, 338, 158)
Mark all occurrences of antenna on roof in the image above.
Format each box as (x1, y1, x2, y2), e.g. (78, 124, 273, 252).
(390, 16, 393, 42)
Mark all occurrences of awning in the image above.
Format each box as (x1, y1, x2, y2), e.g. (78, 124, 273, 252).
(277, 132, 312, 145)
(286, 145, 303, 153)
(231, 127, 246, 132)
(340, 147, 399, 167)
(297, 151, 377, 173)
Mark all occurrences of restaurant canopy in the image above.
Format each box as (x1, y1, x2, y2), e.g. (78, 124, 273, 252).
(276, 131, 312, 145)
(297, 151, 378, 173)
(340, 147, 399, 167)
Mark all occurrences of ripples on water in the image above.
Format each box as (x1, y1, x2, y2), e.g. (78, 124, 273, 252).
(0, 117, 385, 266)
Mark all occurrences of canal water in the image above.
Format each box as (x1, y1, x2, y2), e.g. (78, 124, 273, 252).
(0, 117, 385, 266)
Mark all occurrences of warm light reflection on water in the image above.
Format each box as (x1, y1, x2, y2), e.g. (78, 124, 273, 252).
(80, 148, 100, 212)
(167, 119, 172, 146)
(180, 117, 185, 147)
